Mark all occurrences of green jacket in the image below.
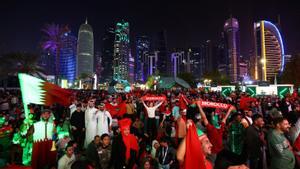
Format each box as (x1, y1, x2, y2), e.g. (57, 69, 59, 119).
(267, 129, 295, 169)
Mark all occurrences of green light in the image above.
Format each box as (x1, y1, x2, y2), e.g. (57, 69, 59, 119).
(221, 87, 231, 97)
(246, 87, 256, 97)
(279, 88, 288, 99)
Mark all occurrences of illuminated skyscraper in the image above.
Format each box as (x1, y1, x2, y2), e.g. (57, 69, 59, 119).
(154, 30, 169, 75)
(128, 50, 135, 83)
(101, 27, 115, 82)
(77, 18, 94, 78)
(188, 47, 205, 79)
(136, 36, 150, 82)
(113, 21, 130, 81)
(171, 51, 185, 78)
(60, 31, 77, 83)
(224, 17, 240, 82)
(253, 20, 285, 82)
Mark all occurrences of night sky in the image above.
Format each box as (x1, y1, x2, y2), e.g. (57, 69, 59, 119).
(0, 0, 299, 57)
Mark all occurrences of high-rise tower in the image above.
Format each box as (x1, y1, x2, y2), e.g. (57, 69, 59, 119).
(101, 27, 115, 82)
(252, 20, 285, 82)
(113, 21, 130, 81)
(224, 17, 240, 82)
(77, 18, 94, 78)
(136, 36, 150, 82)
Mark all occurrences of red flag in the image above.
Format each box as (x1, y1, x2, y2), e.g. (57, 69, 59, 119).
(179, 94, 191, 110)
(185, 123, 207, 169)
(42, 82, 73, 106)
(240, 96, 256, 111)
(105, 102, 127, 118)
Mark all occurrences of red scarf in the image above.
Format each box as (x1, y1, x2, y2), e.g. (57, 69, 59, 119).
(122, 133, 139, 160)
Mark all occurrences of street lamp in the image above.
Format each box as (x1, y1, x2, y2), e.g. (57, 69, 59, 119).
(204, 79, 212, 86)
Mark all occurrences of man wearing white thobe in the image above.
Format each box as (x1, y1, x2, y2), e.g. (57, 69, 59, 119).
(84, 100, 98, 148)
(96, 103, 112, 136)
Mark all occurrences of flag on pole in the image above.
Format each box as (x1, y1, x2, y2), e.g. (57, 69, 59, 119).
(18, 73, 73, 120)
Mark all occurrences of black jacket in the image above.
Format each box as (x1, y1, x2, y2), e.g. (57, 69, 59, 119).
(86, 141, 101, 169)
(245, 125, 265, 159)
(110, 134, 137, 169)
(70, 110, 85, 129)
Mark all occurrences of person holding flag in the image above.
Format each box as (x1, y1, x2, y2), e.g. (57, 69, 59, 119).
(30, 109, 57, 169)
(17, 73, 73, 167)
(141, 96, 164, 140)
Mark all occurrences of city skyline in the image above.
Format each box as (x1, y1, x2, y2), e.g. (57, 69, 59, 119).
(0, 0, 299, 57)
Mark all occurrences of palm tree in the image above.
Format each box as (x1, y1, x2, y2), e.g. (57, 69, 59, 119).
(41, 23, 69, 80)
(0, 52, 44, 89)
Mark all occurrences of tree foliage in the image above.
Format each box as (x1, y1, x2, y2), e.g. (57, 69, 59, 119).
(41, 23, 69, 76)
(279, 54, 300, 87)
(0, 52, 43, 77)
(202, 70, 230, 85)
(177, 72, 196, 87)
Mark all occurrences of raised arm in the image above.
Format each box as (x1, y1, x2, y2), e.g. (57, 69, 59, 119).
(176, 119, 193, 164)
(141, 100, 148, 109)
(222, 105, 235, 124)
(154, 100, 164, 109)
(197, 103, 209, 126)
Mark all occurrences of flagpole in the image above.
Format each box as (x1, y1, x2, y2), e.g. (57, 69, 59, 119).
(18, 73, 30, 121)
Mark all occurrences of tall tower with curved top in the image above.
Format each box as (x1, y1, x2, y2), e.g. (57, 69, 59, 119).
(224, 17, 240, 82)
(77, 18, 94, 78)
(253, 20, 285, 82)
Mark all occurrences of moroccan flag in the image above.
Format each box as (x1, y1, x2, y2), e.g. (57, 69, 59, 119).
(105, 102, 127, 118)
(179, 94, 191, 110)
(18, 73, 73, 119)
(185, 123, 207, 169)
(239, 96, 256, 111)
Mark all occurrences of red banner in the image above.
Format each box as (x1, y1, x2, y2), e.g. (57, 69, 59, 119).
(141, 95, 167, 101)
(197, 100, 231, 110)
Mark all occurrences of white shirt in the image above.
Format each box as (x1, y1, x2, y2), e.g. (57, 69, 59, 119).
(58, 154, 75, 169)
(143, 101, 163, 118)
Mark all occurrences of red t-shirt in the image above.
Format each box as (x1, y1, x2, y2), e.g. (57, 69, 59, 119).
(206, 122, 225, 154)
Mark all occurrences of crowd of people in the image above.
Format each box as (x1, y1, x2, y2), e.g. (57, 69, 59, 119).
(0, 88, 300, 169)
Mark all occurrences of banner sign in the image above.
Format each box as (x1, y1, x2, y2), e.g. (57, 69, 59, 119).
(141, 95, 167, 101)
(197, 100, 231, 110)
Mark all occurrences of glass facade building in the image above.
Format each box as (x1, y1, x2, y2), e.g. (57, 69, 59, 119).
(60, 32, 77, 83)
(113, 21, 130, 81)
(224, 17, 240, 82)
(77, 19, 94, 78)
(253, 20, 285, 82)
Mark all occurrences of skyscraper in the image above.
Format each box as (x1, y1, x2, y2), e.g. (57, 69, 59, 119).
(94, 51, 102, 82)
(224, 17, 240, 82)
(154, 30, 169, 76)
(171, 51, 185, 78)
(188, 47, 205, 80)
(204, 40, 217, 74)
(101, 27, 115, 82)
(77, 19, 94, 78)
(216, 32, 229, 76)
(113, 21, 130, 81)
(39, 51, 55, 76)
(128, 50, 135, 83)
(253, 20, 285, 82)
(60, 31, 77, 83)
(136, 36, 150, 82)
